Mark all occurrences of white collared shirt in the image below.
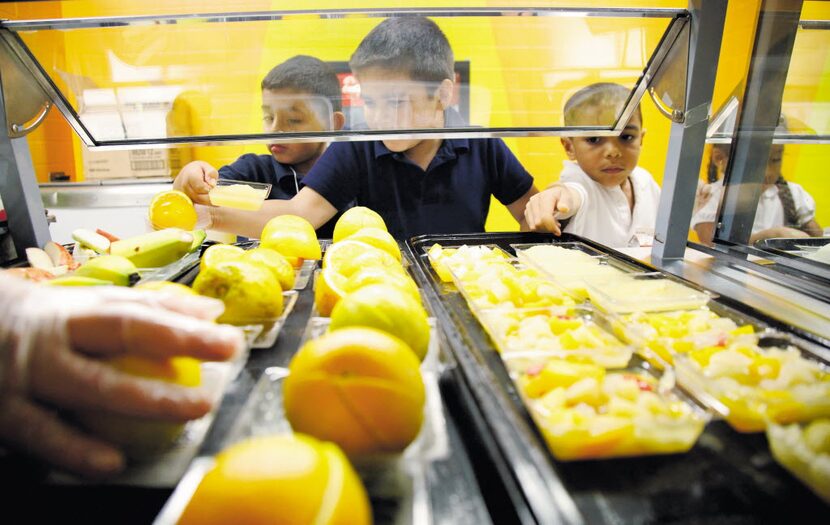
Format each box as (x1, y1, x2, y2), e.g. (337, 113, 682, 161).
(691, 180, 816, 233)
(559, 160, 661, 247)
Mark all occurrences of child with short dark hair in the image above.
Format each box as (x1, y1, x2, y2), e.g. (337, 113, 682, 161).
(174, 55, 346, 236)
(524, 82, 660, 247)
(204, 17, 538, 239)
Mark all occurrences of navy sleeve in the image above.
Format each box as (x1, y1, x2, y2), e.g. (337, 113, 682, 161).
(489, 139, 535, 205)
(217, 154, 274, 184)
(301, 142, 362, 211)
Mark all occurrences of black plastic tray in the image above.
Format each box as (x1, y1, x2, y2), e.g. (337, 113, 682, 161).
(405, 231, 830, 525)
(756, 236, 830, 260)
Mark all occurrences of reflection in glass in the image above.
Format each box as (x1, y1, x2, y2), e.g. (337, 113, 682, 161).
(693, 117, 824, 247)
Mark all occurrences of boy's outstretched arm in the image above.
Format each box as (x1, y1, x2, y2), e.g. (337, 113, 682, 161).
(524, 183, 582, 235)
(173, 160, 218, 205)
(205, 187, 338, 239)
(506, 187, 539, 232)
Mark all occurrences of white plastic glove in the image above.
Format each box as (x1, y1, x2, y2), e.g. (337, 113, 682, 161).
(0, 273, 244, 477)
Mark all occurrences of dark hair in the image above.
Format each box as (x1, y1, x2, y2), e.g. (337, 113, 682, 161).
(563, 82, 642, 127)
(349, 16, 454, 83)
(261, 55, 342, 114)
(707, 143, 731, 183)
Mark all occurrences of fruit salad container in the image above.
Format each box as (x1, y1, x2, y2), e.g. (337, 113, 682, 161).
(447, 255, 576, 311)
(512, 241, 639, 300)
(609, 306, 760, 369)
(766, 418, 830, 503)
(234, 290, 299, 349)
(674, 333, 830, 433)
(513, 358, 709, 461)
(477, 304, 634, 370)
(208, 179, 271, 211)
(585, 272, 712, 314)
(424, 242, 511, 283)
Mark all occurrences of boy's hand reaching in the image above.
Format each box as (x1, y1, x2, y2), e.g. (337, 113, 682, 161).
(173, 161, 219, 205)
(525, 184, 578, 235)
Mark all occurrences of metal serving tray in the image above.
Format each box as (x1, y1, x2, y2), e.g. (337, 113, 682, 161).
(406, 231, 830, 524)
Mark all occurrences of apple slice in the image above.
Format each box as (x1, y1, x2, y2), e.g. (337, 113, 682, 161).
(26, 247, 56, 271)
(4, 267, 56, 282)
(44, 241, 79, 270)
(71, 228, 110, 254)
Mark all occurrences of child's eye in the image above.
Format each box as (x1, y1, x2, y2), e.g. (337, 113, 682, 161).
(585, 137, 601, 145)
(262, 115, 274, 124)
(287, 118, 304, 126)
(621, 134, 635, 142)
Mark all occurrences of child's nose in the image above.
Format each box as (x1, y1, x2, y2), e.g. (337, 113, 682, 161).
(604, 141, 623, 158)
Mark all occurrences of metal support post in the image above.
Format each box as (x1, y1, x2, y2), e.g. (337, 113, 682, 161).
(651, 0, 727, 262)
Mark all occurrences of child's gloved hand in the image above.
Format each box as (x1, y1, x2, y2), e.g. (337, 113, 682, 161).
(0, 274, 244, 478)
(173, 160, 219, 205)
(524, 184, 578, 235)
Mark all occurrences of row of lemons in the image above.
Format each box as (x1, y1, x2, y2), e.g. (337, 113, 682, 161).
(172, 205, 429, 524)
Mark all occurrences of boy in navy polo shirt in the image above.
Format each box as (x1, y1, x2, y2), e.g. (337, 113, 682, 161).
(205, 17, 538, 239)
(174, 55, 346, 237)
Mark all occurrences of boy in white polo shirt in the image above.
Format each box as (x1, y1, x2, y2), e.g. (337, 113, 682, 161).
(524, 82, 660, 247)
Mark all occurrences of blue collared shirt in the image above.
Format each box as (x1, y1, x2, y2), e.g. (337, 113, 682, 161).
(302, 136, 534, 239)
(219, 154, 341, 238)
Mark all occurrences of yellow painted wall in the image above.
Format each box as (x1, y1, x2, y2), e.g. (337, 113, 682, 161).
(4, 0, 828, 230)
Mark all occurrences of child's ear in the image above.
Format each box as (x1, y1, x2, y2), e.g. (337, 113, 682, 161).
(331, 111, 346, 131)
(435, 78, 454, 109)
(561, 137, 576, 160)
(639, 128, 646, 146)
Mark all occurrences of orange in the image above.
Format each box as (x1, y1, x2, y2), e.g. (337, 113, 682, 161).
(243, 247, 296, 291)
(344, 266, 421, 305)
(134, 280, 198, 296)
(343, 227, 401, 261)
(323, 240, 401, 278)
(200, 243, 245, 271)
(179, 434, 371, 525)
(77, 354, 201, 459)
(148, 190, 198, 230)
(192, 260, 283, 325)
(260, 215, 321, 261)
(330, 284, 430, 361)
(332, 206, 386, 243)
(314, 267, 348, 317)
(284, 327, 425, 456)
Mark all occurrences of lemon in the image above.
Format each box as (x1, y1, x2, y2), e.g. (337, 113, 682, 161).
(332, 206, 386, 243)
(77, 355, 201, 459)
(200, 244, 245, 271)
(314, 267, 348, 317)
(330, 284, 430, 361)
(148, 190, 198, 231)
(179, 434, 371, 525)
(260, 215, 321, 261)
(243, 247, 295, 291)
(193, 260, 283, 325)
(343, 227, 401, 261)
(344, 266, 421, 304)
(323, 240, 402, 278)
(134, 280, 198, 296)
(284, 327, 425, 456)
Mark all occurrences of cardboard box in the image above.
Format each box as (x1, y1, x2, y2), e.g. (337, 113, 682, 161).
(80, 86, 191, 179)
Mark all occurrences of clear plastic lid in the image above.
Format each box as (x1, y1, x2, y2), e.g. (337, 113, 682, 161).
(586, 272, 712, 314)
